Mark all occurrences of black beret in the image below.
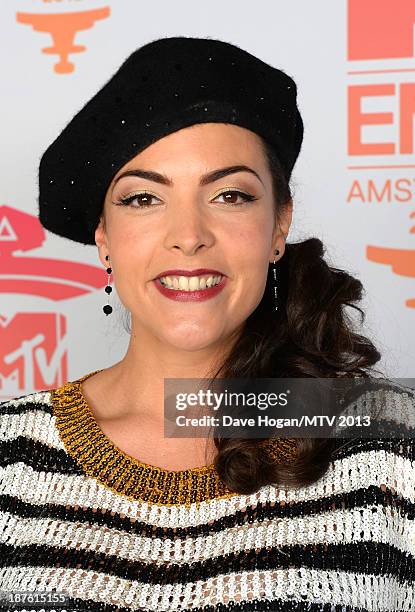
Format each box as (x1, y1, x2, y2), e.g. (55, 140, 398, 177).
(38, 36, 304, 246)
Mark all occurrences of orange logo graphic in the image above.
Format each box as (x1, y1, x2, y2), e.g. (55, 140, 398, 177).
(348, 0, 415, 308)
(348, 83, 415, 156)
(348, 0, 415, 60)
(366, 212, 415, 308)
(16, 6, 110, 73)
(0, 205, 107, 398)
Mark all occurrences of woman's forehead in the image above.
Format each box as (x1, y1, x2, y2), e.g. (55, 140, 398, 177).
(113, 124, 265, 175)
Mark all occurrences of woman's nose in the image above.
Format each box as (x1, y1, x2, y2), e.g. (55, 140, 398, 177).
(164, 202, 214, 254)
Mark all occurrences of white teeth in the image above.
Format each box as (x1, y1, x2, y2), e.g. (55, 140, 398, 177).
(159, 275, 223, 291)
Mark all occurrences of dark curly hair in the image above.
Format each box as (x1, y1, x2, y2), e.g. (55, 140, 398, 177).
(119, 137, 383, 494)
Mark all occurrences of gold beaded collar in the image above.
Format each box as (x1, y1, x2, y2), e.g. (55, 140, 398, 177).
(50, 369, 298, 508)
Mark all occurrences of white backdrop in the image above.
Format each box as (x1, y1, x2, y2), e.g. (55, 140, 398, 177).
(1, 0, 414, 397)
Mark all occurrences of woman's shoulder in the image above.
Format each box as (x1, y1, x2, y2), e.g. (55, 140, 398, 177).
(0, 387, 54, 416)
(0, 384, 86, 509)
(0, 370, 94, 417)
(0, 387, 58, 451)
(339, 379, 415, 439)
(330, 381, 415, 475)
(0, 385, 65, 467)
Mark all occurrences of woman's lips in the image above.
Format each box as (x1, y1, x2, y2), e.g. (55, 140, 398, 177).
(153, 276, 227, 301)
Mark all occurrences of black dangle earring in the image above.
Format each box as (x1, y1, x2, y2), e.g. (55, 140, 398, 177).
(103, 255, 113, 315)
(272, 249, 280, 312)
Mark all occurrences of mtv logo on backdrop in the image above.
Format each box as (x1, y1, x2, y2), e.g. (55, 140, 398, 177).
(348, 0, 415, 60)
(0, 206, 107, 398)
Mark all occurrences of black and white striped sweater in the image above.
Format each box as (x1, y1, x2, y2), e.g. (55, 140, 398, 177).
(0, 370, 414, 612)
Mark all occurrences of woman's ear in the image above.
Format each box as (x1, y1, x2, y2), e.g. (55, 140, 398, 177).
(95, 215, 109, 266)
(271, 199, 293, 258)
(278, 198, 293, 238)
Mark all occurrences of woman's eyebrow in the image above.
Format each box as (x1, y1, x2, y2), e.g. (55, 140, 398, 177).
(113, 165, 264, 187)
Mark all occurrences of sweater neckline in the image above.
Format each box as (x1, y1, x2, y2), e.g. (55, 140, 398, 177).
(50, 369, 298, 507)
(50, 369, 237, 507)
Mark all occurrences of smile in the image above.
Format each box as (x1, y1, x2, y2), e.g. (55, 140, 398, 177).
(160, 274, 223, 291)
(153, 275, 227, 301)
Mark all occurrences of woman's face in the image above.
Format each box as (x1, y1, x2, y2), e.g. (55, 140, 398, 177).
(95, 123, 292, 352)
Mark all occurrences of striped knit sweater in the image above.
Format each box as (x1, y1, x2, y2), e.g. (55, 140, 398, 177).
(0, 370, 414, 612)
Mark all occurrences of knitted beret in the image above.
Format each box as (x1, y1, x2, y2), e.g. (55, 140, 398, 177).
(38, 36, 304, 246)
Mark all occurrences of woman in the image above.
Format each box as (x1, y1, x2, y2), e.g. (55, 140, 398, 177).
(0, 36, 414, 611)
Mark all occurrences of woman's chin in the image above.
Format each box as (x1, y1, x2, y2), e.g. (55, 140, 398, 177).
(154, 326, 226, 352)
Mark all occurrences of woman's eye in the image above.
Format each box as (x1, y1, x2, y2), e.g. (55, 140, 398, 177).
(214, 190, 257, 206)
(116, 192, 160, 208)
